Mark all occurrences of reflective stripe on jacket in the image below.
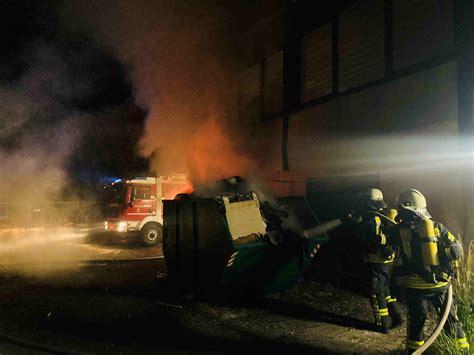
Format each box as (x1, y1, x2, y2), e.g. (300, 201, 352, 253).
(361, 215, 395, 264)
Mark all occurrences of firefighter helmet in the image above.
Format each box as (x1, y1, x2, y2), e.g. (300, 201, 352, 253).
(365, 188, 387, 210)
(396, 189, 431, 219)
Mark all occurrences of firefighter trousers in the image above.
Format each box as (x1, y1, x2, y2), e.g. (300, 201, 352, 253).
(368, 263, 398, 330)
(405, 285, 469, 352)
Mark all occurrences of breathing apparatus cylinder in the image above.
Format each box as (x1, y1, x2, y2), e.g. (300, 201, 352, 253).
(417, 218, 439, 267)
(386, 209, 398, 222)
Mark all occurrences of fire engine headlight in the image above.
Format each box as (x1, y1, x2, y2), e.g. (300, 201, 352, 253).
(117, 221, 128, 232)
(104, 221, 108, 230)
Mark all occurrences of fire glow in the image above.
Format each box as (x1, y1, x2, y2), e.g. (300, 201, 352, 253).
(186, 119, 252, 185)
(163, 180, 194, 200)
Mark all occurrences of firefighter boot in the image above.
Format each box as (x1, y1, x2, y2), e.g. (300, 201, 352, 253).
(373, 307, 391, 333)
(406, 339, 425, 354)
(456, 337, 469, 354)
(386, 298, 403, 328)
(379, 315, 392, 333)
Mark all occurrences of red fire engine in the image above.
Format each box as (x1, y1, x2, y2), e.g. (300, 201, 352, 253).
(103, 174, 190, 246)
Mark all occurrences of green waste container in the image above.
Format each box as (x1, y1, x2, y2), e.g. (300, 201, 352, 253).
(163, 196, 328, 298)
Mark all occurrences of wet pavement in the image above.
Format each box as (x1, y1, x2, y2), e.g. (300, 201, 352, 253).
(0, 227, 162, 263)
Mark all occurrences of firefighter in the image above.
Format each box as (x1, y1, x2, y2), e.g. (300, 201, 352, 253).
(359, 188, 402, 333)
(393, 189, 469, 354)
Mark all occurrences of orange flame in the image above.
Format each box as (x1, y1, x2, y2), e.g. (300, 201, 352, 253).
(162, 181, 194, 200)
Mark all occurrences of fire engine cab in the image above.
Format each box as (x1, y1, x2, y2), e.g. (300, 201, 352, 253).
(103, 174, 190, 246)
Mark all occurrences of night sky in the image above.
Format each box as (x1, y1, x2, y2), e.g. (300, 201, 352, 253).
(0, 0, 147, 181)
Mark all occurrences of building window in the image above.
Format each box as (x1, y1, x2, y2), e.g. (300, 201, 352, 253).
(393, 0, 454, 70)
(238, 63, 261, 122)
(338, 0, 384, 91)
(300, 23, 332, 103)
(262, 50, 283, 117)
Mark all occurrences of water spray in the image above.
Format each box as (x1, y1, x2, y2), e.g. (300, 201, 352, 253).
(302, 210, 397, 240)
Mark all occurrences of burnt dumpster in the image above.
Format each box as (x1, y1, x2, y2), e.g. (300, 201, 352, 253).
(163, 193, 328, 298)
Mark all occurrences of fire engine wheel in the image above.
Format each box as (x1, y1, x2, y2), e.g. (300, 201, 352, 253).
(141, 223, 163, 247)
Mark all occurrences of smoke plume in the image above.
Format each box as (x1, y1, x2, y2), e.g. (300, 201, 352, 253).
(63, 0, 256, 185)
(0, 43, 86, 203)
(0, 42, 92, 276)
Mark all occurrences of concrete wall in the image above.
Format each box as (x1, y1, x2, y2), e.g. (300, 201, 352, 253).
(286, 61, 469, 235)
(288, 61, 458, 175)
(238, 64, 282, 175)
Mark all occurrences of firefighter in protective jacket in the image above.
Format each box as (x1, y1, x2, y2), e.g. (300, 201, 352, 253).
(393, 189, 469, 354)
(359, 188, 402, 333)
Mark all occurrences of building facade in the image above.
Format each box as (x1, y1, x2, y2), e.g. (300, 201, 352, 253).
(238, 0, 473, 234)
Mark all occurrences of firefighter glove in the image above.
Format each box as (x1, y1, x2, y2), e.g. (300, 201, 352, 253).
(448, 242, 463, 261)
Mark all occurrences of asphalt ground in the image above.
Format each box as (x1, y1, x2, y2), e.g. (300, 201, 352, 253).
(0, 280, 407, 354)
(0, 228, 407, 354)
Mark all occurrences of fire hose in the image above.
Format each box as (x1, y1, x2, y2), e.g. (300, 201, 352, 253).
(369, 212, 454, 354)
(303, 210, 454, 353)
(413, 284, 453, 354)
